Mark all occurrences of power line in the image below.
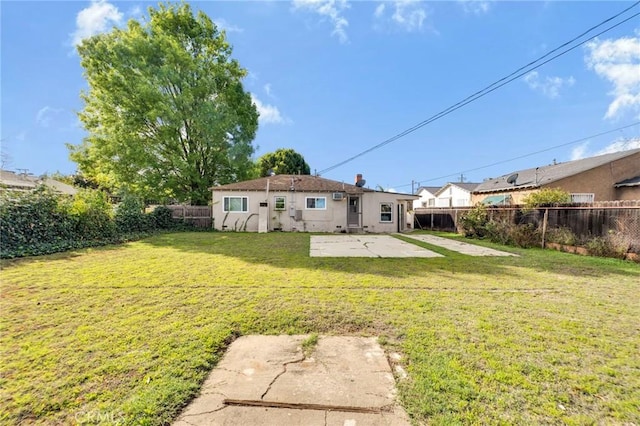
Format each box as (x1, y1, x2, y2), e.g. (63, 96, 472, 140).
(393, 121, 640, 189)
(317, 2, 640, 176)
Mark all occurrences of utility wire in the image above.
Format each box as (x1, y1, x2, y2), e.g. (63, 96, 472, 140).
(393, 121, 640, 189)
(317, 2, 640, 176)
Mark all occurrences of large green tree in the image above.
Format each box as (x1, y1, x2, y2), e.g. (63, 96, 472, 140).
(69, 3, 258, 205)
(256, 148, 311, 177)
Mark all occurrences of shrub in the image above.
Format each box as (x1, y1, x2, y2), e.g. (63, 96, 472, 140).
(545, 227, 577, 246)
(115, 193, 149, 233)
(458, 204, 489, 238)
(509, 223, 541, 248)
(67, 189, 116, 240)
(150, 206, 176, 230)
(522, 188, 571, 209)
(585, 237, 625, 259)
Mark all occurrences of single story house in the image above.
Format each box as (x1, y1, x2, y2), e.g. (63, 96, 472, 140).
(0, 170, 78, 195)
(413, 186, 440, 209)
(433, 182, 480, 207)
(471, 148, 640, 205)
(210, 174, 418, 233)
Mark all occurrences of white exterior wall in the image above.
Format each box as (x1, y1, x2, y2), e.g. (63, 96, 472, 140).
(212, 190, 348, 232)
(413, 189, 437, 209)
(361, 192, 412, 233)
(435, 185, 472, 207)
(212, 189, 416, 233)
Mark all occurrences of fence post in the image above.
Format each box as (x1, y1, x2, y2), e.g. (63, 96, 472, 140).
(541, 208, 549, 248)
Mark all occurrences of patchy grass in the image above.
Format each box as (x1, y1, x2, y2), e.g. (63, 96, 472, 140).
(1, 232, 639, 425)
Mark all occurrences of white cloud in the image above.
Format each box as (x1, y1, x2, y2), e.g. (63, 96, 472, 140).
(523, 71, 575, 99)
(571, 137, 640, 160)
(585, 34, 640, 120)
(293, 0, 350, 43)
(15, 131, 27, 142)
(36, 106, 63, 128)
(459, 0, 492, 15)
(251, 94, 290, 125)
(264, 83, 274, 98)
(71, 0, 123, 47)
(373, 1, 430, 33)
(214, 18, 244, 33)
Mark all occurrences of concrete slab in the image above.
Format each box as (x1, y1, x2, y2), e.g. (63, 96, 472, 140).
(173, 335, 409, 426)
(404, 234, 518, 257)
(310, 235, 442, 258)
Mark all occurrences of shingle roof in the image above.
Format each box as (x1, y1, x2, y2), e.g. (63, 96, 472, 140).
(415, 186, 441, 195)
(211, 174, 417, 197)
(474, 148, 640, 193)
(434, 182, 480, 197)
(0, 170, 78, 195)
(212, 174, 371, 193)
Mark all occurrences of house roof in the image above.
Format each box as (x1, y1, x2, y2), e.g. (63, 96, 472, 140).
(211, 174, 417, 198)
(434, 182, 480, 196)
(415, 186, 441, 195)
(474, 148, 640, 194)
(614, 176, 640, 187)
(0, 170, 38, 190)
(0, 170, 78, 195)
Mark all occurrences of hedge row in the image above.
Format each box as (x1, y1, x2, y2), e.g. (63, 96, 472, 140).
(0, 187, 192, 259)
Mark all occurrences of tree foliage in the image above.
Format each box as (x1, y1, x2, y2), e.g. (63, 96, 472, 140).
(69, 3, 258, 205)
(256, 148, 311, 177)
(522, 188, 571, 208)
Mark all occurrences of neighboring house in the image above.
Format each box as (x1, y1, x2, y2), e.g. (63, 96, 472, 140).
(0, 170, 78, 195)
(433, 182, 480, 207)
(471, 148, 640, 205)
(413, 186, 440, 209)
(210, 174, 418, 233)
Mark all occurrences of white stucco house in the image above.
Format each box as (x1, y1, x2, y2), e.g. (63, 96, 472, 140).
(210, 174, 418, 233)
(433, 182, 480, 207)
(413, 186, 441, 209)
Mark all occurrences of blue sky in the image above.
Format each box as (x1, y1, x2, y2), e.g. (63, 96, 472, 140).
(1, 1, 639, 193)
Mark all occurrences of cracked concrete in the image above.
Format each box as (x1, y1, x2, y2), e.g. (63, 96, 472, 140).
(403, 234, 518, 256)
(310, 235, 442, 258)
(173, 335, 410, 425)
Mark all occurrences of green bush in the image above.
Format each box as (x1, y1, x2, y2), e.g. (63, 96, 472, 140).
(67, 189, 116, 240)
(545, 227, 577, 246)
(0, 189, 187, 259)
(115, 193, 149, 233)
(150, 205, 176, 230)
(458, 204, 489, 237)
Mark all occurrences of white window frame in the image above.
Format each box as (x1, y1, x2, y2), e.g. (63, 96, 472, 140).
(223, 196, 248, 213)
(427, 198, 435, 207)
(274, 196, 286, 211)
(570, 193, 594, 203)
(380, 202, 393, 223)
(305, 197, 326, 210)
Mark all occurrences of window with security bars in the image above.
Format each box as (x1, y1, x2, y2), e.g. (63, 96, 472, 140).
(570, 193, 594, 203)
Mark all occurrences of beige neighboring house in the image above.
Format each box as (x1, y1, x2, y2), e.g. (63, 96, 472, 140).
(210, 174, 417, 233)
(471, 148, 640, 205)
(0, 170, 78, 195)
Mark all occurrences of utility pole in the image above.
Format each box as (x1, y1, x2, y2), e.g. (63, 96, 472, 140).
(459, 173, 466, 183)
(411, 180, 415, 194)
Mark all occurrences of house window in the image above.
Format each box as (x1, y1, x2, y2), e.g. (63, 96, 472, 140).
(571, 193, 594, 203)
(427, 198, 435, 207)
(223, 196, 248, 212)
(274, 196, 286, 210)
(380, 202, 393, 222)
(305, 197, 326, 210)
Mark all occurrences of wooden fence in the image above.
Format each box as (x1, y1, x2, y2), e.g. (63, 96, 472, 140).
(414, 201, 640, 247)
(166, 205, 212, 228)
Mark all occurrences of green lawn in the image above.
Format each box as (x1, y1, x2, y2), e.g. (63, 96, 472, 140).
(1, 232, 639, 425)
